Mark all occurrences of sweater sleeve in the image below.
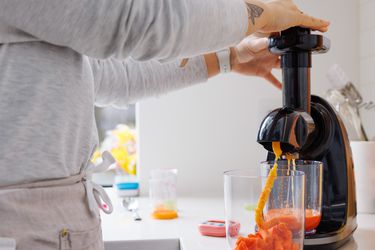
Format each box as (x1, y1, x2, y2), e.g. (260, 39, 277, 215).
(0, 0, 248, 61)
(90, 56, 208, 108)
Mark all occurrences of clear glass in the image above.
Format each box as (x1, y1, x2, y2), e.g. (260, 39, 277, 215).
(149, 169, 178, 215)
(264, 160, 323, 234)
(224, 168, 305, 250)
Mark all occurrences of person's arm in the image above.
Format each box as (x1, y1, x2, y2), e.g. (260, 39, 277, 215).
(91, 56, 209, 107)
(0, 0, 329, 61)
(92, 35, 282, 108)
(0, 0, 249, 61)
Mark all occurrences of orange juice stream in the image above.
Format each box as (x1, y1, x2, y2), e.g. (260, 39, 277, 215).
(286, 153, 296, 208)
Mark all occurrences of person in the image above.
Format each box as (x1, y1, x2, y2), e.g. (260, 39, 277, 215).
(0, 0, 329, 249)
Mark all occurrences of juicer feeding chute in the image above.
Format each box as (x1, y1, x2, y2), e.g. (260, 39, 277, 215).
(257, 27, 330, 154)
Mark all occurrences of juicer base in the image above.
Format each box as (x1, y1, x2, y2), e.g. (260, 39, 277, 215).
(304, 235, 353, 250)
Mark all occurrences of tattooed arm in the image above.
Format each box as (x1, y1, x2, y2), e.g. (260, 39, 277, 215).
(244, 0, 329, 35)
(199, 0, 329, 89)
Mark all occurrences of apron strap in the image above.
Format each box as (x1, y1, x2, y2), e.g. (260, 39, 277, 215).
(0, 151, 116, 218)
(83, 151, 115, 217)
(0, 173, 84, 190)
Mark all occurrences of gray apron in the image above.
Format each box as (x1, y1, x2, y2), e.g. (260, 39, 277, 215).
(0, 152, 115, 250)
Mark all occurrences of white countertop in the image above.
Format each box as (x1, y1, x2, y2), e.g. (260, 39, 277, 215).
(101, 188, 375, 250)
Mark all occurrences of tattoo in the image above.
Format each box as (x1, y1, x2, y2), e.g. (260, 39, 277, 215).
(246, 3, 264, 25)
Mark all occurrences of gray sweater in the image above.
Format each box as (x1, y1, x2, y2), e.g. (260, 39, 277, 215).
(0, 0, 248, 186)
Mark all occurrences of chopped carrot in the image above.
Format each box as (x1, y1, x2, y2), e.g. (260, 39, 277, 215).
(236, 240, 248, 250)
(235, 222, 300, 250)
(292, 243, 301, 250)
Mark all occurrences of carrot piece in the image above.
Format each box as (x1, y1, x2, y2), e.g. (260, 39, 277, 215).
(271, 223, 292, 241)
(262, 232, 274, 250)
(237, 227, 299, 249)
(235, 240, 248, 250)
(292, 243, 301, 250)
(244, 238, 258, 248)
(274, 240, 284, 250)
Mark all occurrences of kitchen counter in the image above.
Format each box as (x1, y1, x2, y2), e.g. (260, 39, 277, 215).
(102, 188, 375, 250)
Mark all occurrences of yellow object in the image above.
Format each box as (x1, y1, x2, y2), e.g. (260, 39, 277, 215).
(91, 124, 137, 175)
(91, 150, 101, 164)
(152, 210, 178, 220)
(110, 147, 135, 174)
(113, 127, 136, 145)
(255, 141, 282, 229)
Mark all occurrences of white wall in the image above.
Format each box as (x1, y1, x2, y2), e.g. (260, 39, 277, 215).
(137, 0, 360, 197)
(359, 0, 375, 140)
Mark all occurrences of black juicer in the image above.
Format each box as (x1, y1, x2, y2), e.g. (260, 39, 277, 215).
(257, 27, 357, 249)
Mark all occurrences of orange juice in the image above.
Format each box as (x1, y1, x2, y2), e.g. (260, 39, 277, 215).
(305, 209, 321, 231)
(264, 208, 321, 232)
(264, 208, 302, 232)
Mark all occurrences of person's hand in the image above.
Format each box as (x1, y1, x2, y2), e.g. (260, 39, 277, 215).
(244, 0, 329, 35)
(231, 35, 282, 89)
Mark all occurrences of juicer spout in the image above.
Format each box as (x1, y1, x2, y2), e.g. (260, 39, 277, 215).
(257, 107, 315, 153)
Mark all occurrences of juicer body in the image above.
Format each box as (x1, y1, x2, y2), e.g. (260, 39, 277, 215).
(304, 96, 357, 249)
(265, 95, 357, 249)
(257, 27, 357, 249)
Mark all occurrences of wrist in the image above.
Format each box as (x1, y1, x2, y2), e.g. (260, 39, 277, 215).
(204, 47, 245, 77)
(230, 47, 241, 73)
(204, 53, 220, 78)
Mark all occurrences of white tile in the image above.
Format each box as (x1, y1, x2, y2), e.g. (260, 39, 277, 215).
(358, 84, 375, 136)
(360, 56, 375, 84)
(360, 1, 375, 32)
(360, 30, 375, 59)
(360, 81, 375, 89)
(360, 0, 373, 6)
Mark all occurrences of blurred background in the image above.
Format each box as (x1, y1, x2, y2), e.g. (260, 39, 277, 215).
(94, 0, 375, 197)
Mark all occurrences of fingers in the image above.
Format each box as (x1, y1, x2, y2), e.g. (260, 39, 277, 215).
(247, 36, 269, 53)
(252, 32, 270, 38)
(235, 36, 269, 63)
(273, 57, 281, 68)
(260, 50, 281, 68)
(264, 72, 282, 90)
(299, 13, 330, 32)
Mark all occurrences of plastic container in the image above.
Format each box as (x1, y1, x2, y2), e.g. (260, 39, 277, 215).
(263, 160, 323, 234)
(149, 169, 178, 219)
(114, 172, 139, 198)
(224, 167, 305, 250)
